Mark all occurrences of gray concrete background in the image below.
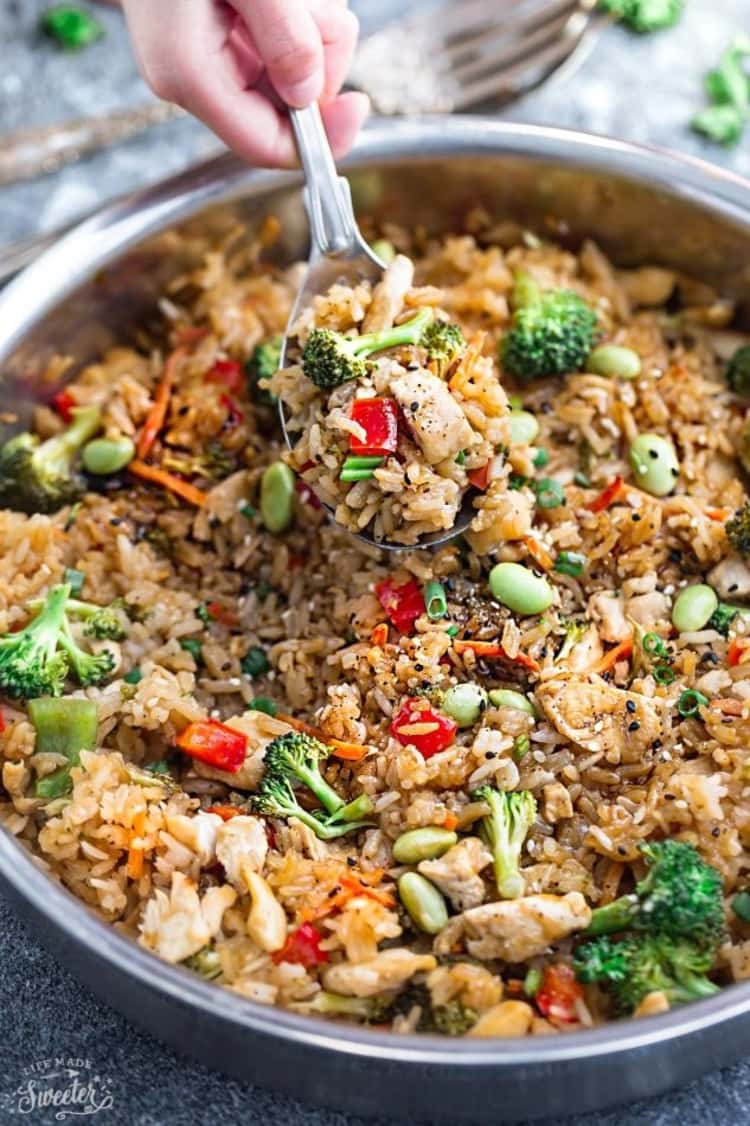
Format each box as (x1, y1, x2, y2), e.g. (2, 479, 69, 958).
(1, 0, 749, 1122)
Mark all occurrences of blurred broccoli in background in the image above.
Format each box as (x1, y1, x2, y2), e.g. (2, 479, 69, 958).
(40, 4, 104, 50)
(599, 0, 684, 33)
(692, 36, 750, 146)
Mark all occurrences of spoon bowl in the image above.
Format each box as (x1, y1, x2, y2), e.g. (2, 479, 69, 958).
(278, 106, 473, 551)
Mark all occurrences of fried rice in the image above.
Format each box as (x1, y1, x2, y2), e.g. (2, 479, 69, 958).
(1, 212, 749, 1038)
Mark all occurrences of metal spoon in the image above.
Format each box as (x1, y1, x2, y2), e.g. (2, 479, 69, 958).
(279, 104, 473, 551)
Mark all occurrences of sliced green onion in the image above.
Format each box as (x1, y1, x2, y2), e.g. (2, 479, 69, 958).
(643, 632, 668, 657)
(340, 455, 385, 482)
(533, 448, 549, 469)
(554, 551, 586, 577)
(424, 580, 448, 621)
(513, 732, 530, 761)
(179, 638, 203, 663)
(240, 502, 256, 520)
(732, 891, 750, 923)
(455, 450, 466, 466)
(248, 697, 277, 716)
(574, 471, 591, 487)
(523, 967, 542, 997)
(63, 567, 85, 596)
(146, 760, 171, 776)
(123, 667, 142, 685)
(242, 646, 270, 678)
(534, 478, 565, 509)
(446, 624, 459, 638)
(653, 664, 675, 685)
(677, 688, 710, 718)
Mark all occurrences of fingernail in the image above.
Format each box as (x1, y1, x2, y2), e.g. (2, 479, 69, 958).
(284, 73, 323, 108)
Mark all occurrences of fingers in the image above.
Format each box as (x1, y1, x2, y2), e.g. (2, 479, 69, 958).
(320, 92, 370, 159)
(307, 2, 360, 104)
(231, 0, 324, 107)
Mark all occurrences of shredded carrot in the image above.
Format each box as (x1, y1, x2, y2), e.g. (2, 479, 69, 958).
(137, 346, 185, 458)
(524, 535, 554, 572)
(705, 507, 731, 522)
(453, 638, 540, 673)
(709, 697, 744, 715)
(727, 638, 750, 667)
(504, 979, 525, 996)
(449, 332, 486, 392)
(300, 868, 394, 923)
(442, 813, 459, 831)
(467, 462, 491, 491)
(129, 459, 207, 507)
(329, 740, 369, 762)
(370, 622, 389, 647)
(587, 475, 625, 513)
(590, 637, 633, 674)
(174, 325, 209, 346)
(126, 812, 146, 880)
(204, 805, 241, 821)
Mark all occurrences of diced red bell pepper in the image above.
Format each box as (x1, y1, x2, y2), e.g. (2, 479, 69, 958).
(52, 389, 76, 422)
(175, 720, 247, 773)
(220, 393, 244, 427)
(587, 475, 625, 513)
(0, 710, 5, 733)
(349, 397, 399, 456)
(205, 359, 243, 392)
(375, 577, 425, 634)
(467, 462, 491, 491)
(535, 964, 583, 1024)
(206, 601, 239, 628)
(728, 639, 750, 667)
(272, 922, 329, 967)
(391, 697, 458, 758)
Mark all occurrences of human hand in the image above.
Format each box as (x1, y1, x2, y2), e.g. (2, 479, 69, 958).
(120, 0, 369, 167)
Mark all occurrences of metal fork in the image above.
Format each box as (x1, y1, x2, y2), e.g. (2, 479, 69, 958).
(349, 0, 600, 114)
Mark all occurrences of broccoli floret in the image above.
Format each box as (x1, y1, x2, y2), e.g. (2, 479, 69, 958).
(58, 597, 128, 640)
(0, 583, 71, 699)
(388, 982, 478, 1035)
(302, 308, 433, 390)
(557, 619, 589, 662)
(574, 933, 719, 1014)
(707, 601, 739, 637)
(183, 945, 223, 980)
(728, 346, 750, 398)
(0, 404, 101, 514)
(586, 840, 725, 950)
(472, 785, 537, 899)
(432, 999, 479, 1036)
(598, 0, 684, 32)
(420, 320, 465, 375)
(59, 617, 115, 687)
(293, 991, 394, 1023)
(246, 338, 282, 407)
(251, 774, 375, 840)
(500, 273, 598, 382)
(725, 502, 750, 556)
(692, 38, 750, 148)
(263, 731, 345, 815)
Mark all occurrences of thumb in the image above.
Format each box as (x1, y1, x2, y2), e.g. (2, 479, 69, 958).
(232, 0, 324, 107)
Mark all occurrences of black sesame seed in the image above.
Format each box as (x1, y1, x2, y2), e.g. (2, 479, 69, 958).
(110, 517, 123, 526)
(671, 468, 678, 477)
(711, 826, 720, 838)
(649, 448, 658, 459)
(631, 514, 641, 523)
(485, 751, 496, 760)
(410, 401, 419, 412)
(651, 739, 662, 750)
(346, 856, 357, 868)
(628, 720, 640, 732)
(626, 700, 637, 713)
(729, 584, 739, 594)
(617, 845, 627, 856)
(414, 663, 423, 672)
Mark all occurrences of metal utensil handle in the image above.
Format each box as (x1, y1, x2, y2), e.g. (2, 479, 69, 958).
(290, 105, 359, 257)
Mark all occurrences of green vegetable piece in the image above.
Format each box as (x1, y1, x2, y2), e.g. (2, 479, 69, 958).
(587, 344, 642, 379)
(184, 946, 223, 980)
(123, 667, 142, 685)
(513, 733, 531, 761)
(82, 436, 135, 475)
(671, 584, 718, 633)
(472, 785, 537, 899)
(262, 730, 344, 814)
(370, 239, 397, 264)
(40, 4, 104, 50)
(488, 688, 537, 717)
(726, 345, 750, 398)
(533, 447, 549, 469)
(424, 580, 448, 621)
(0, 584, 71, 699)
(726, 502, 750, 556)
(302, 308, 433, 390)
(707, 602, 740, 637)
(30, 696, 98, 799)
(179, 638, 203, 663)
(442, 682, 488, 727)
(420, 320, 466, 374)
(488, 562, 554, 615)
(732, 891, 750, 923)
(677, 689, 710, 718)
(692, 104, 745, 146)
(246, 338, 281, 407)
(398, 872, 449, 935)
(509, 410, 539, 446)
(242, 646, 269, 679)
(524, 967, 543, 997)
(340, 455, 385, 482)
(554, 551, 586, 577)
(63, 568, 85, 596)
(692, 37, 750, 148)
(248, 696, 277, 716)
(534, 478, 565, 509)
(597, 0, 684, 33)
(628, 433, 680, 496)
(0, 404, 101, 515)
(260, 461, 295, 533)
(653, 664, 676, 685)
(500, 272, 598, 382)
(392, 827, 458, 865)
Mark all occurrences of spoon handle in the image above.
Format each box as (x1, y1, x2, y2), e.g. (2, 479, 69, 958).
(290, 105, 360, 258)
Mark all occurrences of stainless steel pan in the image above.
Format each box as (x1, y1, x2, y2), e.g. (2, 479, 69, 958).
(1, 118, 750, 1122)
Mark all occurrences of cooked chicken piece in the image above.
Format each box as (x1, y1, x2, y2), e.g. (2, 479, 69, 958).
(321, 949, 437, 997)
(391, 368, 476, 465)
(566, 625, 604, 673)
(215, 815, 269, 889)
(542, 782, 574, 824)
(589, 592, 631, 643)
(633, 991, 670, 1018)
(626, 590, 670, 629)
(164, 811, 221, 866)
(194, 711, 294, 791)
(536, 674, 663, 757)
(669, 772, 727, 822)
(426, 962, 503, 1012)
(418, 837, 492, 912)
(467, 1000, 534, 1037)
(708, 555, 750, 602)
(465, 484, 534, 555)
(435, 892, 591, 963)
(138, 871, 236, 964)
(361, 254, 414, 333)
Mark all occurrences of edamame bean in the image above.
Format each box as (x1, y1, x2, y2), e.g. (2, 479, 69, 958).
(587, 344, 641, 380)
(628, 434, 680, 497)
(488, 562, 554, 615)
(443, 682, 488, 727)
(488, 688, 537, 717)
(509, 410, 539, 446)
(393, 827, 458, 864)
(398, 872, 449, 934)
(260, 461, 295, 533)
(672, 583, 718, 633)
(82, 436, 135, 475)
